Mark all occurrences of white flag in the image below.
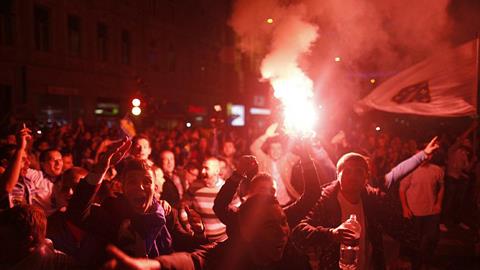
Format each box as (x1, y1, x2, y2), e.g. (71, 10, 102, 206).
(356, 40, 478, 117)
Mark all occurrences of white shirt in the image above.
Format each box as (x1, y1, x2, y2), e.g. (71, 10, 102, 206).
(272, 162, 290, 205)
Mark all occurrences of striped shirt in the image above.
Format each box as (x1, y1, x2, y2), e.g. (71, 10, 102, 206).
(9, 169, 56, 215)
(184, 179, 228, 242)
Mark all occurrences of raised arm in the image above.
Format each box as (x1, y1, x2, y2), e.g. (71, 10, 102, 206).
(283, 144, 322, 227)
(250, 123, 279, 159)
(0, 126, 31, 196)
(67, 139, 131, 223)
(213, 155, 258, 226)
(212, 172, 243, 225)
(310, 142, 337, 181)
(384, 136, 439, 190)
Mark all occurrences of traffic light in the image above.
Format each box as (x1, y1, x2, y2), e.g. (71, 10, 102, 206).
(131, 98, 142, 116)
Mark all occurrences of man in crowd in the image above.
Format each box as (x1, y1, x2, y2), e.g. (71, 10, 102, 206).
(399, 151, 444, 269)
(130, 135, 165, 200)
(180, 162, 199, 193)
(182, 157, 229, 242)
(214, 146, 323, 243)
(66, 139, 172, 267)
(39, 149, 64, 183)
(219, 140, 237, 179)
(250, 123, 299, 206)
(61, 152, 74, 172)
(441, 121, 477, 231)
(0, 126, 58, 215)
(160, 150, 183, 207)
(292, 137, 439, 270)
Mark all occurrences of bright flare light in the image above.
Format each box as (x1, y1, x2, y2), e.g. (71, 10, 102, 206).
(131, 107, 141, 116)
(334, 56, 341, 62)
(263, 68, 318, 137)
(260, 16, 318, 138)
(375, 126, 381, 131)
(370, 78, 376, 84)
(132, 98, 141, 107)
(266, 18, 274, 24)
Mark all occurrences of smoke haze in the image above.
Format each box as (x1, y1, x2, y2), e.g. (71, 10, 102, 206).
(229, 0, 470, 112)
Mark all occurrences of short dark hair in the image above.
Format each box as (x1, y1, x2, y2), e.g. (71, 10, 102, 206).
(250, 172, 274, 186)
(336, 152, 369, 173)
(120, 158, 154, 185)
(238, 194, 284, 238)
(39, 148, 61, 163)
(0, 205, 47, 247)
(61, 166, 88, 190)
(262, 135, 284, 154)
(132, 134, 151, 145)
(61, 150, 73, 157)
(222, 140, 235, 147)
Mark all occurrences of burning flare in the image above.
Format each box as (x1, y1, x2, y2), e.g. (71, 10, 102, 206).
(260, 13, 318, 137)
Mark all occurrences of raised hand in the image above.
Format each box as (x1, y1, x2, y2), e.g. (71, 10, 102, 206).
(95, 138, 132, 174)
(330, 130, 346, 145)
(423, 136, 439, 155)
(17, 124, 32, 151)
(265, 123, 279, 138)
(236, 155, 259, 180)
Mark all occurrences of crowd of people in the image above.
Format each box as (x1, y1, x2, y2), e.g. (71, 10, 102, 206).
(0, 116, 479, 270)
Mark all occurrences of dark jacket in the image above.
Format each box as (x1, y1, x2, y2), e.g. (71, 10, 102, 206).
(161, 174, 181, 208)
(292, 151, 427, 270)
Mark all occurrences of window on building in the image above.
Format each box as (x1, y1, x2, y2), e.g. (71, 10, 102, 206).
(67, 15, 81, 56)
(121, 30, 131, 65)
(34, 4, 50, 51)
(96, 23, 107, 61)
(0, 0, 15, 46)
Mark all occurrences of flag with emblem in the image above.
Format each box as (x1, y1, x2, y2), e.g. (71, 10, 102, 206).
(356, 39, 478, 117)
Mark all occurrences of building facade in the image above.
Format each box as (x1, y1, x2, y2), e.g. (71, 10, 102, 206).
(0, 0, 261, 125)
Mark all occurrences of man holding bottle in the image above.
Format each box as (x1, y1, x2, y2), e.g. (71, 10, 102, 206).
(292, 137, 439, 270)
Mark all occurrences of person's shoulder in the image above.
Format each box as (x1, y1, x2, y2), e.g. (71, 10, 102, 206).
(25, 168, 51, 185)
(318, 181, 339, 201)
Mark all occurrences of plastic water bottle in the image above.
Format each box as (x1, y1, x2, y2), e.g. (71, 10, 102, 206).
(339, 214, 361, 270)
